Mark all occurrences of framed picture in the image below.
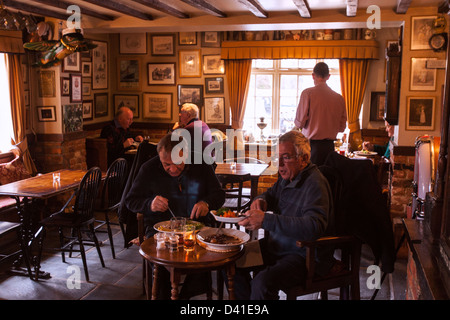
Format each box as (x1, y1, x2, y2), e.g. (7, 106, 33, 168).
(203, 55, 225, 75)
(61, 77, 70, 96)
(82, 100, 93, 120)
(411, 16, 436, 50)
(410, 57, 437, 91)
(201, 31, 221, 48)
(147, 63, 176, 85)
(178, 85, 203, 106)
(94, 93, 108, 117)
(81, 61, 91, 77)
(151, 34, 175, 56)
(406, 96, 435, 130)
(205, 77, 224, 94)
(179, 32, 197, 45)
(70, 73, 82, 103)
(179, 50, 201, 77)
(117, 58, 141, 90)
(114, 94, 139, 117)
(63, 52, 81, 72)
(92, 40, 108, 89)
(38, 70, 56, 97)
(143, 92, 173, 120)
(370, 91, 386, 122)
(82, 77, 91, 96)
(204, 97, 225, 123)
(63, 104, 83, 133)
(120, 33, 147, 54)
(37, 106, 56, 122)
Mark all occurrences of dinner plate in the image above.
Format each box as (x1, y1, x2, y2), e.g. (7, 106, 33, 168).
(196, 227, 250, 252)
(153, 220, 204, 234)
(210, 210, 247, 223)
(354, 151, 378, 156)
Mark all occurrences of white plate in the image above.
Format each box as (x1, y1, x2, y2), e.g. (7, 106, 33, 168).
(354, 151, 378, 156)
(153, 220, 204, 234)
(210, 210, 247, 223)
(196, 227, 250, 252)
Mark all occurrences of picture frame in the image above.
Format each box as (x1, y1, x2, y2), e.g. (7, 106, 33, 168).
(142, 92, 173, 120)
(205, 77, 224, 94)
(179, 50, 201, 77)
(203, 55, 225, 75)
(82, 77, 91, 96)
(82, 100, 93, 120)
(204, 97, 225, 124)
(70, 73, 82, 103)
(117, 58, 141, 90)
(38, 70, 56, 97)
(147, 63, 176, 85)
(63, 52, 81, 72)
(410, 57, 437, 91)
(406, 96, 435, 130)
(178, 85, 203, 107)
(94, 92, 108, 117)
(179, 32, 197, 45)
(151, 34, 175, 56)
(63, 104, 83, 133)
(201, 31, 221, 48)
(92, 40, 108, 89)
(81, 61, 92, 77)
(61, 77, 70, 96)
(37, 106, 56, 122)
(369, 91, 386, 122)
(114, 94, 139, 117)
(120, 33, 147, 54)
(411, 16, 436, 50)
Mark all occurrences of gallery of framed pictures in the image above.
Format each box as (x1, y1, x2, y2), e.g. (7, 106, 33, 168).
(94, 93, 108, 117)
(410, 16, 436, 50)
(178, 50, 201, 77)
(82, 100, 93, 121)
(92, 40, 108, 90)
(120, 33, 147, 54)
(204, 97, 225, 124)
(406, 96, 435, 130)
(118, 58, 141, 90)
(151, 34, 175, 56)
(114, 94, 139, 117)
(143, 92, 172, 120)
(178, 85, 203, 107)
(410, 57, 437, 91)
(148, 63, 176, 85)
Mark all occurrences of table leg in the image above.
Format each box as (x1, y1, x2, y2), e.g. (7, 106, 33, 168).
(151, 265, 160, 300)
(226, 263, 236, 300)
(250, 177, 260, 200)
(170, 268, 180, 300)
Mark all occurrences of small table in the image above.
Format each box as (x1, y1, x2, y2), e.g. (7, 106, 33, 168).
(139, 238, 244, 300)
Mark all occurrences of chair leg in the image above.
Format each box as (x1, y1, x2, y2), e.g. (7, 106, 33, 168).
(103, 211, 116, 259)
(320, 290, 328, 300)
(76, 228, 90, 282)
(217, 270, 224, 300)
(89, 224, 105, 267)
(58, 227, 66, 263)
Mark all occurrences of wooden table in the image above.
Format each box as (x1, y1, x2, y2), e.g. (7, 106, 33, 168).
(0, 169, 90, 279)
(215, 162, 268, 199)
(139, 237, 244, 300)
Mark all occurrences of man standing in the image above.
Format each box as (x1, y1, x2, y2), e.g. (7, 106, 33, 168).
(294, 62, 347, 165)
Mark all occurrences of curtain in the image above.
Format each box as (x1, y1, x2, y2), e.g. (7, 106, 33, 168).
(225, 59, 252, 129)
(339, 59, 371, 151)
(6, 54, 37, 175)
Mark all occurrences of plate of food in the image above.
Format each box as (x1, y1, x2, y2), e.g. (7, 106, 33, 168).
(354, 150, 378, 156)
(210, 207, 247, 223)
(153, 220, 204, 234)
(196, 227, 250, 252)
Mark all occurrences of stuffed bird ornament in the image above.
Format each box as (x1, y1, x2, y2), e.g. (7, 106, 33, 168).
(23, 28, 97, 68)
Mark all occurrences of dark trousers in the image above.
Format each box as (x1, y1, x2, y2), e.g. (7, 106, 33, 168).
(309, 139, 335, 166)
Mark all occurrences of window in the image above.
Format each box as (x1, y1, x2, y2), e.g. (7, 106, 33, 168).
(243, 59, 341, 140)
(0, 54, 14, 153)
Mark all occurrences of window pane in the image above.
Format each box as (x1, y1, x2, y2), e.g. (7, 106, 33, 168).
(279, 96, 297, 134)
(298, 59, 317, 69)
(255, 74, 272, 96)
(327, 74, 342, 94)
(280, 59, 298, 69)
(254, 59, 273, 69)
(280, 75, 298, 96)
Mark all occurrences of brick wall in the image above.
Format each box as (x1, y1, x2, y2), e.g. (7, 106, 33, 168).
(406, 249, 420, 300)
(390, 151, 415, 219)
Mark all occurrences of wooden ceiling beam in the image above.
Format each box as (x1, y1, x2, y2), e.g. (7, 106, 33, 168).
(291, 0, 311, 18)
(179, 0, 226, 18)
(346, 0, 358, 17)
(238, 0, 268, 18)
(31, 0, 114, 20)
(396, 0, 412, 14)
(2, 0, 70, 20)
(131, 0, 189, 19)
(82, 0, 153, 20)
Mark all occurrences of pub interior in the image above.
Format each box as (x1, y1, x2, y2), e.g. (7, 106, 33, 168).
(0, 0, 449, 302)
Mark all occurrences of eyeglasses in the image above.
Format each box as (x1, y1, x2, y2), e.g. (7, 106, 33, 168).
(277, 154, 299, 163)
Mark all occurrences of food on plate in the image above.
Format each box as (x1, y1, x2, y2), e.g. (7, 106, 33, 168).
(204, 233, 241, 244)
(156, 220, 203, 232)
(215, 207, 237, 218)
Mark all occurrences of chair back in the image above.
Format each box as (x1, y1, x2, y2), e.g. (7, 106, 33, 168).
(101, 158, 128, 211)
(216, 173, 251, 212)
(73, 167, 102, 220)
(318, 165, 344, 235)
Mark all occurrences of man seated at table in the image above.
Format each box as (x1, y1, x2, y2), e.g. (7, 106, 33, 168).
(362, 120, 395, 159)
(235, 130, 335, 300)
(124, 132, 225, 299)
(100, 106, 143, 166)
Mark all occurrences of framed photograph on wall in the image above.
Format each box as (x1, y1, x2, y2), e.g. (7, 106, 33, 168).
(410, 57, 437, 91)
(70, 73, 82, 103)
(369, 91, 386, 122)
(37, 106, 56, 122)
(179, 50, 201, 77)
(82, 77, 91, 96)
(114, 94, 139, 117)
(204, 97, 225, 124)
(201, 31, 221, 47)
(179, 32, 197, 45)
(38, 70, 56, 97)
(61, 77, 70, 96)
(94, 93, 108, 117)
(142, 92, 172, 120)
(203, 55, 225, 75)
(92, 40, 108, 89)
(63, 104, 83, 133)
(81, 61, 92, 77)
(147, 63, 176, 85)
(82, 100, 93, 120)
(205, 77, 224, 94)
(120, 33, 147, 54)
(118, 58, 141, 90)
(151, 34, 175, 56)
(178, 85, 203, 107)
(411, 16, 436, 50)
(63, 52, 81, 72)
(406, 96, 435, 130)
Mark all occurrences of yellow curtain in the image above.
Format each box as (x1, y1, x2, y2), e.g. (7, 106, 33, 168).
(225, 59, 252, 129)
(6, 54, 37, 175)
(339, 59, 371, 151)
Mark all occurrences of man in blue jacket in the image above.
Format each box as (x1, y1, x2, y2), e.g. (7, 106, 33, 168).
(237, 130, 335, 300)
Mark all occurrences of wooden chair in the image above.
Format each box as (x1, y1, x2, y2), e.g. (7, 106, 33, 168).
(223, 157, 265, 197)
(94, 158, 128, 259)
(216, 173, 252, 212)
(284, 165, 362, 300)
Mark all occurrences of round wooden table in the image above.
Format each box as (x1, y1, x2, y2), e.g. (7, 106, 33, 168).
(139, 238, 244, 300)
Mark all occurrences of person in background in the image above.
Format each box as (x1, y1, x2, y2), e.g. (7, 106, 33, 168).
(235, 130, 335, 300)
(100, 106, 143, 166)
(294, 62, 347, 165)
(362, 120, 395, 159)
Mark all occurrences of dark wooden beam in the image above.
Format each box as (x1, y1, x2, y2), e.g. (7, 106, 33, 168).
(32, 0, 115, 20)
(131, 0, 189, 19)
(438, 0, 449, 14)
(291, 0, 311, 18)
(346, 0, 358, 17)
(179, 0, 227, 18)
(3, 0, 70, 20)
(238, 0, 268, 18)
(396, 0, 412, 14)
(82, 0, 153, 20)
